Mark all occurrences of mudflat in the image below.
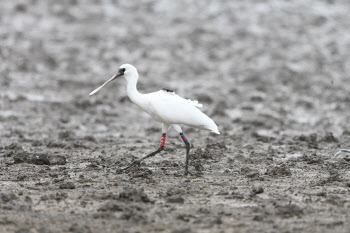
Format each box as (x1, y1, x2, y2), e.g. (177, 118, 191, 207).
(1, 1, 350, 232)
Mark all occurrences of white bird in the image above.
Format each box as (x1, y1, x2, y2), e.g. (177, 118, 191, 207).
(89, 64, 220, 175)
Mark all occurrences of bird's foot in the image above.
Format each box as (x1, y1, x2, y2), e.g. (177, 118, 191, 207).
(334, 149, 350, 157)
(184, 169, 193, 176)
(121, 159, 141, 171)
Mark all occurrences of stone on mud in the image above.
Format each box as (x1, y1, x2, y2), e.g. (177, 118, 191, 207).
(167, 196, 185, 204)
(130, 168, 153, 179)
(14, 228, 32, 233)
(24, 196, 33, 204)
(295, 134, 318, 149)
(167, 187, 186, 197)
(275, 204, 303, 218)
(98, 200, 124, 212)
(120, 209, 148, 223)
(321, 132, 338, 143)
(193, 148, 213, 160)
(251, 186, 264, 195)
(50, 192, 68, 201)
(5, 143, 24, 150)
(59, 182, 76, 189)
(118, 189, 151, 203)
(58, 130, 76, 140)
(0, 192, 18, 202)
(172, 228, 193, 233)
(266, 165, 291, 177)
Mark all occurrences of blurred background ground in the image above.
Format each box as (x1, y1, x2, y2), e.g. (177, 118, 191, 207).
(1, 0, 350, 233)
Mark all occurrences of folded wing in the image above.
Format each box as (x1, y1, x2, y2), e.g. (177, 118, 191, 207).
(145, 90, 219, 134)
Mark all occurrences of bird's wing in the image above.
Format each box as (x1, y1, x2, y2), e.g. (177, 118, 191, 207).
(144, 90, 218, 133)
(160, 89, 203, 108)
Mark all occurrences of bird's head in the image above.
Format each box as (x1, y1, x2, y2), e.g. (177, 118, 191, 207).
(120, 64, 139, 82)
(89, 64, 139, 96)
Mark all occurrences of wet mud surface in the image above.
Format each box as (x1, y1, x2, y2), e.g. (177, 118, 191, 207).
(1, 1, 350, 232)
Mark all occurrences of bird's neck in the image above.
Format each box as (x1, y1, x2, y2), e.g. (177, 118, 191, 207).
(126, 78, 144, 107)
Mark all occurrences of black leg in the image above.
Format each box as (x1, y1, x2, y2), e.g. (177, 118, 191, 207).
(122, 133, 166, 171)
(180, 133, 191, 175)
(184, 143, 191, 175)
(122, 147, 163, 170)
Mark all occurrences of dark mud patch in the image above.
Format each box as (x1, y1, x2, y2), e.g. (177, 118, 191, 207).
(118, 189, 152, 203)
(167, 196, 185, 204)
(59, 182, 76, 189)
(265, 164, 292, 177)
(13, 153, 66, 165)
(275, 204, 304, 218)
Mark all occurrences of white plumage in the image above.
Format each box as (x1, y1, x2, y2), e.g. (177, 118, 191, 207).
(135, 90, 219, 134)
(90, 64, 220, 135)
(89, 64, 219, 174)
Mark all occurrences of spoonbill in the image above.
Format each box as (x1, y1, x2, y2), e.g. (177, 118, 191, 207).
(89, 64, 220, 175)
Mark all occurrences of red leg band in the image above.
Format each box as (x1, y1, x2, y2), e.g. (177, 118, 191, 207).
(160, 135, 166, 147)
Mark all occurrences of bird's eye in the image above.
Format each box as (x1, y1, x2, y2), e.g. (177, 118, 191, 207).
(119, 68, 126, 74)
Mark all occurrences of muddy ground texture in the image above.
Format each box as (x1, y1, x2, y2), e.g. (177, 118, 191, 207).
(1, 1, 350, 232)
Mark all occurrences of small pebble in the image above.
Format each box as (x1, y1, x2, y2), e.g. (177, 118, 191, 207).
(59, 182, 76, 189)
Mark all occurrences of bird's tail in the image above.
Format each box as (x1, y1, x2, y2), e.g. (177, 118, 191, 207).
(205, 119, 220, 134)
(211, 128, 220, 134)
